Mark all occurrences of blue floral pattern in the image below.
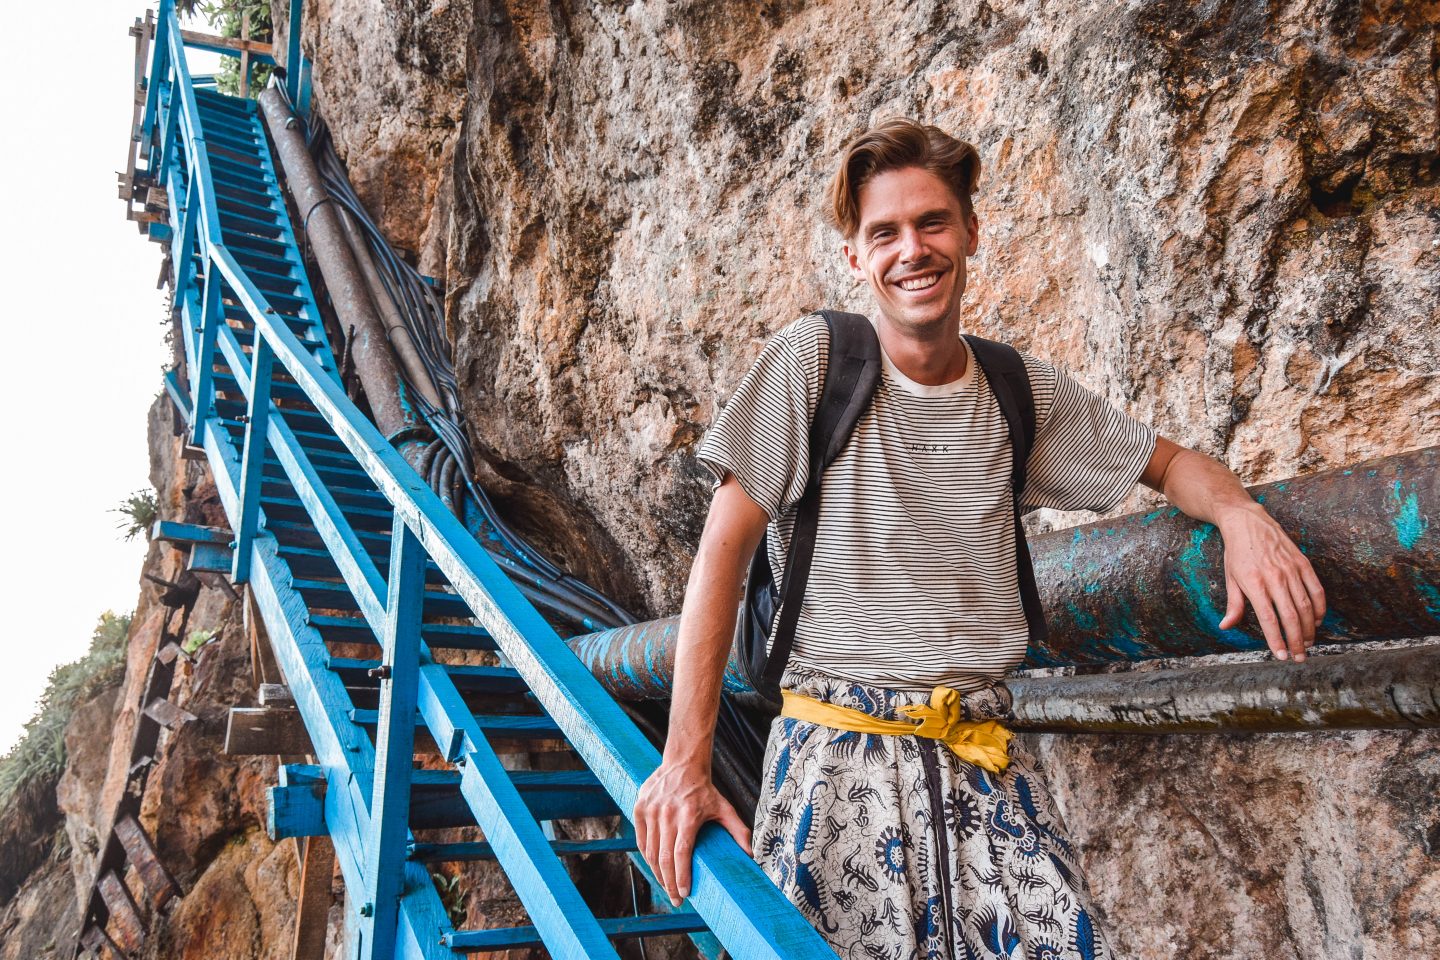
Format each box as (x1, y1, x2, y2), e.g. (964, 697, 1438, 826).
(754, 667, 1113, 960)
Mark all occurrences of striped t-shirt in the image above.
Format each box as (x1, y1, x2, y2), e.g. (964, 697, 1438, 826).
(695, 313, 1156, 691)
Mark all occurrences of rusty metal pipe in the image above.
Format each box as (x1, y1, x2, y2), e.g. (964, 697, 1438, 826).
(256, 88, 423, 461)
(1027, 446, 1439, 666)
(335, 204, 444, 411)
(1006, 642, 1440, 733)
(567, 448, 1439, 701)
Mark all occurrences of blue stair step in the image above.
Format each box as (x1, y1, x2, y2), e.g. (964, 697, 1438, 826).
(444, 913, 707, 951)
(305, 614, 495, 651)
(407, 836, 636, 863)
(260, 494, 391, 531)
(349, 710, 560, 740)
(222, 304, 313, 333)
(277, 543, 452, 587)
(397, 769, 619, 827)
(326, 658, 525, 694)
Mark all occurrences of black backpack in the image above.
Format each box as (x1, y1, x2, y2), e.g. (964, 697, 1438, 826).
(731, 309, 1046, 709)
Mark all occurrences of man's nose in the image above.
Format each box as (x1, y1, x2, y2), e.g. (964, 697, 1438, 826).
(898, 225, 927, 263)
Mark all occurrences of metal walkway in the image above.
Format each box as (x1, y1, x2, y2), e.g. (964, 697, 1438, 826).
(106, 2, 837, 957)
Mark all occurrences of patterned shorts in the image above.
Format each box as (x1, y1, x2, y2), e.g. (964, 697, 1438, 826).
(753, 666, 1113, 960)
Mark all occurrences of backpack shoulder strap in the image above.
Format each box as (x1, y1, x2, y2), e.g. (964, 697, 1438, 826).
(963, 335, 1036, 460)
(756, 310, 880, 697)
(962, 334, 1048, 649)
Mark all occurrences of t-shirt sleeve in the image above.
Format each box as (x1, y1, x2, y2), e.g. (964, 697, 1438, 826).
(694, 314, 828, 520)
(1019, 354, 1156, 513)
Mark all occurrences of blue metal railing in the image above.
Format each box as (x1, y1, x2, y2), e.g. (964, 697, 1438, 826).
(131, 2, 835, 956)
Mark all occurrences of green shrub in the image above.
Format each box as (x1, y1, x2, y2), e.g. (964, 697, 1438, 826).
(199, 1, 275, 98)
(0, 613, 131, 810)
(112, 489, 158, 542)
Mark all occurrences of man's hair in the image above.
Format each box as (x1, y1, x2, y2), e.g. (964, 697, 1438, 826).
(828, 118, 981, 239)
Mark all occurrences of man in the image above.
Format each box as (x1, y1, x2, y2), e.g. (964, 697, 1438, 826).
(633, 118, 1325, 959)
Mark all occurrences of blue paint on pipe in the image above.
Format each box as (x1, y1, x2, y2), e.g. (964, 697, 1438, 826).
(1392, 481, 1429, 549)
(1170, 526, 1257, 650)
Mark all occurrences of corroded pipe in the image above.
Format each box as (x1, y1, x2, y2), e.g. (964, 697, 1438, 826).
(256, 88, 423, 460)
(1029, 446, 1439, 666)
(568, 448, 1439, 697)
(1007, 643, 1440, 732)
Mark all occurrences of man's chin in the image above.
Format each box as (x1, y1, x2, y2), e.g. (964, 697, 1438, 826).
(877, 302, 959, 334)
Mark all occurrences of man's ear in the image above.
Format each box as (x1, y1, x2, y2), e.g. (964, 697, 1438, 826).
(965, 214, 980, 257)
(842, 241, 865, 280)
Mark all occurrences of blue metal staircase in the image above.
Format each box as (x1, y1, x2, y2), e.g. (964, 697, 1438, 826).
(114, 2, 837, 957)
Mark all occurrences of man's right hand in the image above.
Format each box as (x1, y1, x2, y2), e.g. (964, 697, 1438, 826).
(633, 760, 753, 907)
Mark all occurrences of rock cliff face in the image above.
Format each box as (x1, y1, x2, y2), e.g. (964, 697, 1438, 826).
(2, 2, 1434, 958)
(297, 1, 1439, 956)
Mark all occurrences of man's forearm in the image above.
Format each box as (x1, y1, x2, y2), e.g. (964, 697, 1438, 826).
(1155, 444, 1266, 528)
(663, 531, 752, 769)
(662, 476, 770, 769)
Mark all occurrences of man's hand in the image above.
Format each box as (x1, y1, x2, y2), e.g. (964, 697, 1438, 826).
(1143, 437, 1327, 661)
(1215, 502, 1327, 661)
(634, 761, 752, 907)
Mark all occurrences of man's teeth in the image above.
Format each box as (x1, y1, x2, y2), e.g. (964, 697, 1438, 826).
(898, 274, 940, 291)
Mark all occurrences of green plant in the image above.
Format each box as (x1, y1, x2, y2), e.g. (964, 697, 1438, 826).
(198, 1, 275, 98)
(112, 489, 158, 542)
(430, 870, 467, 927)
(182, 627, 220, 656)
(0, 613, 131, 810)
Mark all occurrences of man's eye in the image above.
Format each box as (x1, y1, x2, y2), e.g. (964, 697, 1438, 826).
(871, 230, 895, 242)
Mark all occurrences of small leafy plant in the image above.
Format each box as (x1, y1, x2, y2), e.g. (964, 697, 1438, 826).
(112, 489, 158, 542)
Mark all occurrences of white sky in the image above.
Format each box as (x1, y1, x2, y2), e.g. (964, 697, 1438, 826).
(0, 3, 224, 753)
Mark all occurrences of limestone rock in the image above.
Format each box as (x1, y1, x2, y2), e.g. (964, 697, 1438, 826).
(303, 1, 1440, 956)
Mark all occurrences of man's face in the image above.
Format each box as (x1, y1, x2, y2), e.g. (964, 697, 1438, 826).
(843, 166, 979, 337)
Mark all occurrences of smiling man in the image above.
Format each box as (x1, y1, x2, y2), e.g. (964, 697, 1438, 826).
(633, 118, 1325, 959)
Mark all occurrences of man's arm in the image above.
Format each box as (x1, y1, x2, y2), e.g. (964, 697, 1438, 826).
(1140, 436, 1327, 661)
(632, 474, 770, 906)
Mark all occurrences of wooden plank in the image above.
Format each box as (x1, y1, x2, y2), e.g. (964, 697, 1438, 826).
(225, 707, 313, 755)
(114, 816, 178, 910)
(258, 682, 293, 706)
(143, 697, 197, 730)
(177, 28, 274, 57)
(80, 924, 125, 960)
(292, 837, 336, 960)
(96, 871, 145, 951)
(246, 592, 282, 687)
(268, 782, 328, 840)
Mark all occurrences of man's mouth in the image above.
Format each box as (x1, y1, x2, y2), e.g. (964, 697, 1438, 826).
(894, 271, 943, 292)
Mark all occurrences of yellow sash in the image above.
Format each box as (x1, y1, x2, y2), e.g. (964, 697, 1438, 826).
(781, 686, 1012, 774)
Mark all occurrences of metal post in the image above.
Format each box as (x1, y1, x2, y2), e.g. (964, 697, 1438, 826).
(232, 335, 274, 583)
(256, 87, 423, 465)
(285, 0, 305, 108)
(189, 270, 222, 447)
(357, 519, 425, 957)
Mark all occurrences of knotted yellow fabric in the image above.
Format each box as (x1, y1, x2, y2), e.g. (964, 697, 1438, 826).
(781, 686, 1013, 774)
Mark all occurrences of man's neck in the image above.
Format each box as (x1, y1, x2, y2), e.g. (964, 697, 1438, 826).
(874, 318, 967, 386)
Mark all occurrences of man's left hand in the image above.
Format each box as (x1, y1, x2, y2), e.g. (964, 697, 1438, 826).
(1215, 502, 1327, 661)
